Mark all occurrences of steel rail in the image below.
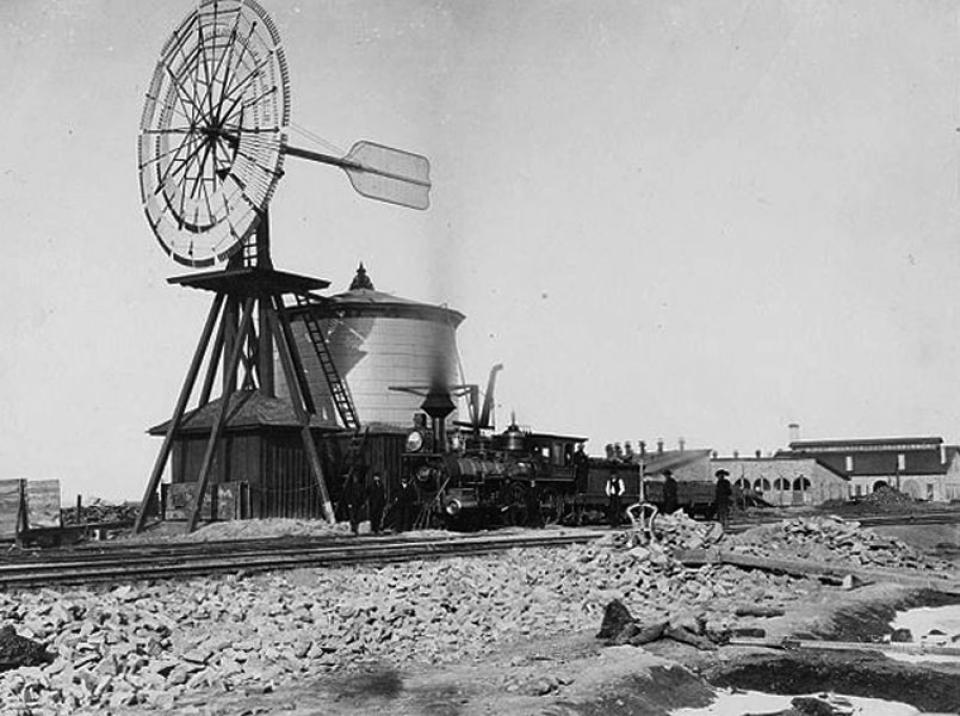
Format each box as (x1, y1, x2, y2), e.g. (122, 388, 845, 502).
(0, 531, 606, 590)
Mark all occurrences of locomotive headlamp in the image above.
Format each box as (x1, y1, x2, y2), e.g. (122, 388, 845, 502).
(444, 499, 462, 517)
(405, 430, 424, 452)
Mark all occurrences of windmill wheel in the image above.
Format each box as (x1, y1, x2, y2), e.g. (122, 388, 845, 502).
(138, 0, 290, 267)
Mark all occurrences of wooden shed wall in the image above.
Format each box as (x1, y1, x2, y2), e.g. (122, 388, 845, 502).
(167, 429, 406, 520)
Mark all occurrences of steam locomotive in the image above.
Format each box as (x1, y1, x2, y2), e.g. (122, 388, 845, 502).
(399, 392, 642, 529)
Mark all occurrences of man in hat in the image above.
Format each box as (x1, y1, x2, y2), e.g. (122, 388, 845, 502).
(395, 475, 419, 532)
(573, 443, 590, 493)
(662, 469, 678, 515)
(525, 478, 544, 528)
(605, 470, 626, 528)
(714, 469, 732, 529)
(342, 473, 364, 536)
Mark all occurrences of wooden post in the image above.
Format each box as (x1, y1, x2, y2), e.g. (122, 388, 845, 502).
(258, 297, 274, 396)
(134, 294, 225, 533)
(222, 295, 239, 396)
(198, 315, 226, 407)
(187, 297, 256, 533)
(268, 302, 335, 523)
(275, 295, 316, 415)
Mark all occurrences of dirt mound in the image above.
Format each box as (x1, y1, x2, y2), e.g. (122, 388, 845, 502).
(820, 485, 930, 515)
(117, 518, 453, 544)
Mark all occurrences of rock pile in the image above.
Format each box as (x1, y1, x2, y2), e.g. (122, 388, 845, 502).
(595, 510, 723, 558)
(0, 541, 823, 711)
(725, 515, 950, 571)
(0, 514, 951, 711)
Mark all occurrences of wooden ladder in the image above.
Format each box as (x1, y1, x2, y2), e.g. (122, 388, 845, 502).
(289, 293, 360, 431)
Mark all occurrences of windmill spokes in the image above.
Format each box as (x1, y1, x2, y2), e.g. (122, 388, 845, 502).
(140, 0, 431, 268)
(139, 0, 289, 267)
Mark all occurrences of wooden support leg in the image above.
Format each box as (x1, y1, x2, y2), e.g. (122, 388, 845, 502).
(274, 295, 316, 415)
(199, 314, 227, 408)
(134, 294, 225, 534)
(258, 296, 274, 397)
(268, 300, 335, 523)
(187, 297, 256, 533)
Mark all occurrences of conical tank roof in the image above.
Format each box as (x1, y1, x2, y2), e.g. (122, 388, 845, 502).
(322, 263, 465, 325)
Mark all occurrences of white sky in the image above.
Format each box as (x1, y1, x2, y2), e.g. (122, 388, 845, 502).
(2, 0, 960, 501)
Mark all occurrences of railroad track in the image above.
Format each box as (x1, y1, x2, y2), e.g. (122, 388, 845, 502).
(0, 529, 607, 590)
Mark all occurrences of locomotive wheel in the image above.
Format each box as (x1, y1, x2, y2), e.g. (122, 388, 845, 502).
(539, 488, 562, 525)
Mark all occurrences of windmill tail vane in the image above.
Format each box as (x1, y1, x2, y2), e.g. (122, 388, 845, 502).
(284, 140, 432, 210)
(215, 129, 432, 210)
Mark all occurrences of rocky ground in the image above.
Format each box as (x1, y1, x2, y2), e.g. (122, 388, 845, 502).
(0, 512, 958, 714)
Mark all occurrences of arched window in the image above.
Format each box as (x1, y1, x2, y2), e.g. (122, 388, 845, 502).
(754, 478, 771, 492)
(872, 480, 888, 493)
(735, 478, 750, 491)
(773, 478, 789, 491)
(792, 477, 811, 491)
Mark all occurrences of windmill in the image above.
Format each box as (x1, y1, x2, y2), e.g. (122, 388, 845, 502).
(133, 0, 430, 532)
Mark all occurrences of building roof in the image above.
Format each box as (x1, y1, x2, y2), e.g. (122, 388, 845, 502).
(147, 390, 341, 435)
(641, 449, 712, 477)
(713, 456, 849, 482)
(788, 436, 943, 451)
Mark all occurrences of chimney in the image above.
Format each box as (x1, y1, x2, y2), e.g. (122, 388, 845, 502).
(678, 437, 686, 452)
(788, 423, 800, 444)
(421, 389, 456, 452)
(733, 450, 739, 459)
(755, 449, 761, 459)
(711, 450, 718, 459)
(639, 441, 646, 457)
(656, 438, 664, 454)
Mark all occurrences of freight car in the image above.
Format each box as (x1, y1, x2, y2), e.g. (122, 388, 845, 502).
(641, 476, 717, 519)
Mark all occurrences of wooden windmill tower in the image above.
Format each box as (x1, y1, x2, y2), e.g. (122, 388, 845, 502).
(133, 0, 431, 532)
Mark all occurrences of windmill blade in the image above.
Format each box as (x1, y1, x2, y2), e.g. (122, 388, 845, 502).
(342, 141, 431, 210)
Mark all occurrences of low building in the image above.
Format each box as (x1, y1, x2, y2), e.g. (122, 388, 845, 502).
(711, 456, 849, 506)
(775, 436, 960, 502)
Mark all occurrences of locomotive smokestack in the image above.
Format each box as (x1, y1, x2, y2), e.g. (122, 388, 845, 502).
(422, 389, 455, 452)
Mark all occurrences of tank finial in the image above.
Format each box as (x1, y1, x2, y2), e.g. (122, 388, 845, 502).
(350, 262, 375, 291)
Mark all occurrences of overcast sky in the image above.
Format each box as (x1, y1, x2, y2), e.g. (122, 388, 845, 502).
(2, 0, 960, 501)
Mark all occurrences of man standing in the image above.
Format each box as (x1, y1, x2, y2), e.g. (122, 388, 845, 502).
(525, 479, 543, 528)
(573, 443, 590, 493)
(662, 469, 678, 515)
(395, 475, 418, 532)
(714, 469, 732, 529)
(367, 473, 386, 535)
(343, 473, 363, 536)
(605, 470, 625, 528)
